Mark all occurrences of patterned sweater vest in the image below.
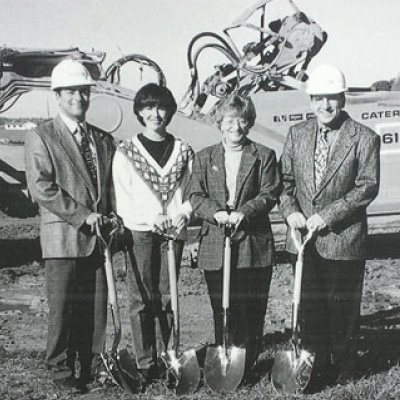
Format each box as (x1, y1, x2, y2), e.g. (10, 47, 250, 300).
(118, 138, 193, 209)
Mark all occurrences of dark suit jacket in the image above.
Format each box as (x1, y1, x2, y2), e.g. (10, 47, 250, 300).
(279, 112, 380, 260)
(189, 139, 282, 270)
(25, 115, 115, 258)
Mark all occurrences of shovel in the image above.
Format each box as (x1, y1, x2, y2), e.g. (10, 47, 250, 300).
(96, 220, 140, 393)
(271, 227, 315, 394)
(160, 230, 201, 395)
(204, 223, 246, 392)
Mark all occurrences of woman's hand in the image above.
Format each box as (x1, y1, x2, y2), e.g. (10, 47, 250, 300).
(153, 214, 172, 232)
(228, 211, 245, 228)
(214, 211, 229, 227)
(172, 213, 189, 234)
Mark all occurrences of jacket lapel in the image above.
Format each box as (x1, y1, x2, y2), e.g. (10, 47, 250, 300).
(300, 119, 318, 195)
(314, 115, 357, 195)
(91, 125, 107, 197)
(234, 140, 257, 207)
(209, 143, 227, 206)
(53, 116, 96, 197)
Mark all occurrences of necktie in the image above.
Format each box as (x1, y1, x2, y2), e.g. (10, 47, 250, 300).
(77, 124, 98, 191)
(314, 127, 329, 189)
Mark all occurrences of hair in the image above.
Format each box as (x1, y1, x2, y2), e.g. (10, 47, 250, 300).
(213, 94, 257, 129)
(133, 83, 177, 126)
(339, 92, 346, 107)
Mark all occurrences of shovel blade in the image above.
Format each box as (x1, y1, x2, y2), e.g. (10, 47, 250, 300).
(271, 348, 314, 394)
(116, 348, 141, 393)
(204, 345, 246, 392)
(101, 352, 123, 386)
(101, 349, 140, 394)
(175, 349, 201, 395)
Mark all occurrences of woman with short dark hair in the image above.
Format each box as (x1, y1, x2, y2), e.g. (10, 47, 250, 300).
(112, 83, 193, 390)
(133, 83, 177, 126)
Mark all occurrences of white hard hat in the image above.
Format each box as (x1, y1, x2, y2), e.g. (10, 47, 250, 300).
(306, 64, 347, 95)
(51, 59, 94, 90)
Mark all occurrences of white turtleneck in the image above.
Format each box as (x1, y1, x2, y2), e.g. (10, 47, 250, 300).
(223, 139, 243, 208)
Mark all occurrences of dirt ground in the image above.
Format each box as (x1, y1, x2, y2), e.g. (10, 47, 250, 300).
(1, 216, 400, 399)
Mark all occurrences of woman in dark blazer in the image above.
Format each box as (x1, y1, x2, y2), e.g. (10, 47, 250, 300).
(188, 94, 281, 378)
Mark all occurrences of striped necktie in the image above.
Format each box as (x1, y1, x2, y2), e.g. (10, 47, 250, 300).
(314, 127, 330, 189)
(77, 124, 98, 191)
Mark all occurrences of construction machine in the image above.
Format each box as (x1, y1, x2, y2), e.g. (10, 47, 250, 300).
(1, 0, 400, 242)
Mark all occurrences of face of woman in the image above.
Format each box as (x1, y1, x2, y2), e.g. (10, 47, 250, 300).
(138, 105, 168, 132)
(220, 111, 250, 146)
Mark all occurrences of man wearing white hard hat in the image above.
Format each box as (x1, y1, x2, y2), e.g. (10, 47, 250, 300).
(25, 59, 115, 393)
(280, 64, 380, 389)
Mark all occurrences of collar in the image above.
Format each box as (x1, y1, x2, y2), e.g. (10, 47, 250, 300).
(59, 111, 87, 134)
(222, 138, 245, 152)
(317, 111, 348, 132)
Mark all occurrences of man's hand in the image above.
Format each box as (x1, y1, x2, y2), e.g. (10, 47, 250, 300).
(153, 214, 172, 232)
(214, 211, 229, 227)
(228, 211, 245, 229)
(286, 212, 307, 230)
(85, 212, 104, 234)
(306, 213, 327, 232)
(172, 213, 189, 234)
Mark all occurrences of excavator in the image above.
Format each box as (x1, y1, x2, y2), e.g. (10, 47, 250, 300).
(179, 0, 327, 116)
(0, 0, 399, 241)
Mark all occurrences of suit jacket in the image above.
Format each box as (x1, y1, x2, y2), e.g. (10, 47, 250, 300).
(189, 139, 282, 270)
(279, 112, 380, 260)
(25, 115, 115, 258)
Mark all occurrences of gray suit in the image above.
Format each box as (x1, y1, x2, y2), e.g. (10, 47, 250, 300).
(25, 115, 115, 382)
(280, 112, 380, 259)
(25, 115, 115, 258)
(279, 111, 380, 379)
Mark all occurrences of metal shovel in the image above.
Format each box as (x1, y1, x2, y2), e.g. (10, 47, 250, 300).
(97, 221, 140, 393)
(204, 224, 246, 392)
(271, 227, 315, 394)
(160, 231, 201, 395)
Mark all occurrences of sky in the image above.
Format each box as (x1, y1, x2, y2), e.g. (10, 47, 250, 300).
(1, 0, 400, 116)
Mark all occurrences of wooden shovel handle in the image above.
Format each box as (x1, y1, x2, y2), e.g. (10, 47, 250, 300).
(167, 239, 179, 315)
(291, 228, 315, 331)
(290, 228, 315, 254)
(96, 224, 122, 355)
(104, 246, 118, 307)
(222, 226, 232, 310)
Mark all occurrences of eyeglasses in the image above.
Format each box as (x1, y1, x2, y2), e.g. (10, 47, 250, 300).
(222, 117, 249, 128)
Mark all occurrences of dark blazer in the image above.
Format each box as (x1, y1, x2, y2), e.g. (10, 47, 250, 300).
(279, 112, 380, 260)
(25, 115, 115, 258)
(189, 139, 281, 270)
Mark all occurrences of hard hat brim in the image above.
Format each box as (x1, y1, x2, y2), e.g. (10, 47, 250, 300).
(51, 82, 96, 91)
(306, 87, 347, 95)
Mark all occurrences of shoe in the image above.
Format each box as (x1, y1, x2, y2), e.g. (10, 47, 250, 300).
(304, 365, 338, 394)
(137, 364, 160, 392)
(335, 357, 356, 384)
(52, 376, 82, 394)
(81, 372, 112, 393)
(78, 370, 110, 393)
(92, 363, 109, 381)
(86, 378, 107, 393)
(141, 364, 160, 382)
(336, 367, 354, 385)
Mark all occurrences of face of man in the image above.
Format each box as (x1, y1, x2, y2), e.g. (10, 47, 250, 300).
(55, 86, 91, 122)
(310, 94, 345, 127)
